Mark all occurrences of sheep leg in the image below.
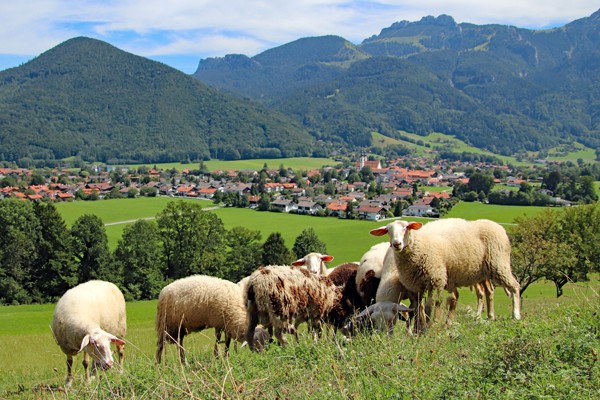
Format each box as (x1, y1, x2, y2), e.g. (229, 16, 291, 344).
(274, 327, 288, 347)
(116, 342, 125, 373)
(445, 289, 458, 327)
(474, 283, 485, 319)
(65, 355, 74, 387)
(214, 328, 222, 357)
(224, 336, 232, 356)
(177, 330, 187, 365)
(484, 280, 496, 321)
(83, 352, 91, 383)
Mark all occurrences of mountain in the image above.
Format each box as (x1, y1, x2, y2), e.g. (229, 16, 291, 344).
(194, 10, 600, 156)
(0, 37, 314, 164)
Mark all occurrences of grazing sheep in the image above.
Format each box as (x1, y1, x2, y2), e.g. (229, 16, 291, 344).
(245, 266, 342, 350)
(370, 219, 521, 332)
(355, 242, 389, 306)
(155, 275, 262, 364)
(51, 280, 126, 387)
(341, 301, 413, 337)
(291, 252, 334, 275)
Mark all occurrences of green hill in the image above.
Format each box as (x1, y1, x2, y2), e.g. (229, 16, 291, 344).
(0, 37, 314, 164)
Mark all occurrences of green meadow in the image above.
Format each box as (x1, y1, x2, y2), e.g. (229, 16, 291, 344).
(55, 198, 549, 259)
(1, 279, 597, 398)
(1, 197, 599, 398)
(124, 157, 338, 173)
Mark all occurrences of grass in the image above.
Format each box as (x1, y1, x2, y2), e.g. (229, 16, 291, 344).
(54, 198, 550, 258)
(445, 202, 550, 225)
(1, 280, 598, 399)
(124, 157, 338, 173)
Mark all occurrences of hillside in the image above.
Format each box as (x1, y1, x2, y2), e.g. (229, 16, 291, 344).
(194, 10, 600, 157)
(0, 38, 314, 164)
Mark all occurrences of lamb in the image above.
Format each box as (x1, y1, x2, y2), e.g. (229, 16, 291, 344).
(50, 280, 126, 387)
(245, 266, 343, 350)
(341, 301, 413, 337)
(291, 252, 334, 275)
(155, 275, 265, 364)
(370, 219, 521, 332)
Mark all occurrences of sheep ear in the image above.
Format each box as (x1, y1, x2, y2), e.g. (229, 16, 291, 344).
(370, 227, 388, 236)
(110, 337, 126, 346)
(321, 255, 334, 263)
(407, 222, 423, 231)
(291, 259, 306, 266)
(79, 334, 91, 352)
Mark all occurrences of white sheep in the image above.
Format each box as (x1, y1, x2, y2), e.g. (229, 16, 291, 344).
(341, 301, 413, 337)
(355, 242, 389, 306)
(51, 280, 126, 387)
(370, 219, 521, 332)
(155, 275, 263, 364)
(245, 266, 342, 350)
(291, 252, 334, 275)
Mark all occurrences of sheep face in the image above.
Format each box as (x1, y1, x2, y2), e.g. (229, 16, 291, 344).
(291, 253, 334, 274)
(370, 221, 422, 251)
(79, 329, 125, 371)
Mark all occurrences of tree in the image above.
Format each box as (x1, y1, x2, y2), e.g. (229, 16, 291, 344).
(71, 214, 114, 284)
(0, 199, 41, 304)
(262, 232, 293, 266)
(545, 202, 600, 296)
(224, 226, 263, 282)
(467, 171, 495, 195)
(292, 228, 328, 259)
(157, 201, 226, 279)
(510, 209, 572, 296)
(114, 220, 164, 300)
(31, 202, 77, 301)
(511, 202, 600, 297)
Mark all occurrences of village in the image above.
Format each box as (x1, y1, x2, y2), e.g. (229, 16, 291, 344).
(0, 154, 549, 221)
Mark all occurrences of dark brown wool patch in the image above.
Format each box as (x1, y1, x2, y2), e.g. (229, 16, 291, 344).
(269, 293, 284, 316)
(259, 267, 270, 275)
(299, 268, 311, 277)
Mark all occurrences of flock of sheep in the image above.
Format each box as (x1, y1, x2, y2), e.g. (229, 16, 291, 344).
(50, 217, 521, 386)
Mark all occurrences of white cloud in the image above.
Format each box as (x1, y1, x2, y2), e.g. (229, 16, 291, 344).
(0, 0, 597, 72)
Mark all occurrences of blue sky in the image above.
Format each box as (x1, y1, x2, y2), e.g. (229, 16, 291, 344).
(0, 1, 597, 74)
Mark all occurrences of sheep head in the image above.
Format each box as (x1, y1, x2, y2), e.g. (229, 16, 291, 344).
(291, 252, 334, 274)
(370, 220, 422, 252)
(79, 329, 125, 371)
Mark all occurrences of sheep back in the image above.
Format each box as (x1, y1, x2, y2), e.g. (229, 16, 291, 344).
(155, 275, 247, 345)
(245, 266, 340, 332)
(51, 280, 126, 356)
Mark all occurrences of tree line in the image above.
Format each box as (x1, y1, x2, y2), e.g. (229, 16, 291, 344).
(1, 198, 598, 305)
(0, 200, 326, 305)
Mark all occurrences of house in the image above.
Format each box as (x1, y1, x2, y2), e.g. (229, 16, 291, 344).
(326, 201, 348, 218)
(270, 199, 297, 213)
(357, 204, 387, 221)
(403, 204, 435, 217)
(297, 200, 322, 215)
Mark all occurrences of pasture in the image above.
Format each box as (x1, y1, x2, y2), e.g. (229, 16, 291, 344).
(124, 157, 338, 173)
(0, 279, 598, 399)
(55, 197, 550, 255)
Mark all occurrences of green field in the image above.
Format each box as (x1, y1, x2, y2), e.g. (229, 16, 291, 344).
(55, 198, 551, 258)
(1, 197, 598, 398)
(124, 157, 338, 173)
(1, 279, 597, 398)
(373, 132, 598, 165)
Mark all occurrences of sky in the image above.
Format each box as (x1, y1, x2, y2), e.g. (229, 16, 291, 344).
(0, 1, 598, 74)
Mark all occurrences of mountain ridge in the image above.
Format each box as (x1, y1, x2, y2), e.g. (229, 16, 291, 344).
(193, 10, 600, 156)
